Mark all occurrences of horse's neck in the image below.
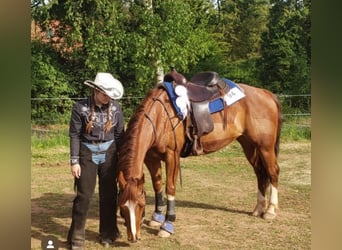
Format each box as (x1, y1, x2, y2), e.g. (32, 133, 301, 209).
(121, 95, 163, 179)
(122, 89, 179, 179)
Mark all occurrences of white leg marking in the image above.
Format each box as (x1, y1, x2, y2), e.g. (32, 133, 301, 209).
(270, 184, 278, 207)
(167, 194, 175, 200)
(263, 184, 278, 220)
(258, 189, 266, 204)
(124, 200, 137, 241)
(252, 190, 266, 217)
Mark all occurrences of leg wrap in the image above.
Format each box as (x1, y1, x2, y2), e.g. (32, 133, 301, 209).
(165, 199, 176, 222)
(152, 211, 165, 224)
(155, 192, 165, 213)
(161, 221, 175, 234)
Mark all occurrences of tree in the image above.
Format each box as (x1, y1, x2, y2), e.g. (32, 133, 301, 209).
(31, 41, 74, 124)
(118, 0, 217, 89)
(31, 0, 311, 125)
(31, 0, 219, 92)
(31, 0, 221, 121)
(257, 0, 311, 94)
(212, 0, 269, 84)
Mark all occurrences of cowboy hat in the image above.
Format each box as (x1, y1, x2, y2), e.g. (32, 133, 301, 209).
(84, 72, 124, 99)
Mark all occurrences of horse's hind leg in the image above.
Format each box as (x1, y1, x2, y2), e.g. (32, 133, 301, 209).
(258, 146, 279, 220)
(238, 137, 279, 220)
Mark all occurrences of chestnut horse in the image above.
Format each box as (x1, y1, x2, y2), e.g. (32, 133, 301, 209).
(118, 71, 282, 242)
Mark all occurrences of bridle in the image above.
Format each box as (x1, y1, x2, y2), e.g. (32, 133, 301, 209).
(143, 92, 183, 151)
(143, 91, 185, 187)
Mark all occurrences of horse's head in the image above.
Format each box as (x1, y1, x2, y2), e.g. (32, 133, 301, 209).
(118, 171, 146, 242)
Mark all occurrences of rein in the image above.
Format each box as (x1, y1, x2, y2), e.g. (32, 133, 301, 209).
(153, 97, 182, 151)
(143, 94, 184, 187)
(144, 112, 157, 146)
(143, 95, 182, 151)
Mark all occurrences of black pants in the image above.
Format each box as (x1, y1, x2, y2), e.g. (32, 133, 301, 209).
(67, 142, 119, 247)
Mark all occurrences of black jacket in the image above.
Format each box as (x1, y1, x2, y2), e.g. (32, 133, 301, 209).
(69, 97, 125, 162)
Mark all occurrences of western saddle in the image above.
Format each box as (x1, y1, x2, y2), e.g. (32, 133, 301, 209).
(163, 69, 231, 156)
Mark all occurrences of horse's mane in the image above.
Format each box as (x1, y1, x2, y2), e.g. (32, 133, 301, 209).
(118, 87, 164, 179)
(118, 87, 165, 205)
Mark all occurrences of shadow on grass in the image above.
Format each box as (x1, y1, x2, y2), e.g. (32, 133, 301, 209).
(31, 192, 250, 248)
(31, 192, 131, 248)
(145, 195, 251, 216)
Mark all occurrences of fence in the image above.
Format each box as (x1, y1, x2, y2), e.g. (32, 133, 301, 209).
(31, 94, 311, 128)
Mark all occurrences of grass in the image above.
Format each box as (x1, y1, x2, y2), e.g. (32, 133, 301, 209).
(31, 116, 311, 151)
(31, 125, 311, 249)
(281, 116, 311, 141)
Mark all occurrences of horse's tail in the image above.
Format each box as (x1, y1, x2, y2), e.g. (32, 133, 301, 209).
(273, 93, 283, 156)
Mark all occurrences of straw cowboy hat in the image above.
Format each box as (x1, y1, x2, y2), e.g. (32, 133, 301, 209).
(84, 72, 124, 99)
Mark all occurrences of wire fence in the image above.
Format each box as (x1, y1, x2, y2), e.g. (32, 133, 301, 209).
(31, 94, 311, 131)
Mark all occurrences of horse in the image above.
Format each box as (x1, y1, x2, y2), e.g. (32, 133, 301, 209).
(117, 70, 282, 242)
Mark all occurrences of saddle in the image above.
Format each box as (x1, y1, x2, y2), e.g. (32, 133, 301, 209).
(164, 70, 229, 102)
(164, 69, 231, 156)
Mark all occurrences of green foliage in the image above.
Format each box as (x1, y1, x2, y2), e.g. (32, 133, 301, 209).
(31, 0, 311, 125)
(279, 94, 311, 115)
(118, 0, 217, 91)
(201, 0, 269, 84)
(257, 0, 311, 94)
(187, 33, 230, 76)
(217, 0, 269, 61)
(223, 58, 261, 85)
(31, 41, 75, 124)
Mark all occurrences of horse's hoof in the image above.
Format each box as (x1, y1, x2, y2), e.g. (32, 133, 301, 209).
(149, 220, 162, 227)
(150, 212, 165, 227)
(252, 210, 263, 217)
(158, 221, 174, 237)
(262, 211, 276, 220)
(158, 229, 172, 238)
(252, 207, 265, 217)
(252, 202, 267, 217)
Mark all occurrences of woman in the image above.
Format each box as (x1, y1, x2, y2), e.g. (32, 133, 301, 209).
(67, 72, 125, 249)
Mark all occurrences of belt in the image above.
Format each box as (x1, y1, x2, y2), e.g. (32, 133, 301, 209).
(92, 150, 107, 155)
(82, 140, 109, 145)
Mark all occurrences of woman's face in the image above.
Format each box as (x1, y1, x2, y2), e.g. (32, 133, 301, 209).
(94, 90, 111, 105)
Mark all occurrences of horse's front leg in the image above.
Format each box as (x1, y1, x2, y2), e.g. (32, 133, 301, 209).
(144, 154, 166, 227)
(149, 191, 166, 227)
(158, 150, 179, 238)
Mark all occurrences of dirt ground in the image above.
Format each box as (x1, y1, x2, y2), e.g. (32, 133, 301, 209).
(31, 140, 311, 249)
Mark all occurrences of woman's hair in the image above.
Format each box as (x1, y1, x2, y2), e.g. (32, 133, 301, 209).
(86, 90, 112, 134)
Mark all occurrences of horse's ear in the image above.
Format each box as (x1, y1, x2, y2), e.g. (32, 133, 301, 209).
(118, 170, 127, 190)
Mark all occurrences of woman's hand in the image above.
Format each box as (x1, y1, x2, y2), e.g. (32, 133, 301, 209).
(71, 164, 81, 179)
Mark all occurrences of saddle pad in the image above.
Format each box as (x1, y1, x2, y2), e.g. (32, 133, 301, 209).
(222, 78, 246, 106)
(161, 78, 245, 118)
(159, 82, 185, 119)
(208, 79, 245, 113)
